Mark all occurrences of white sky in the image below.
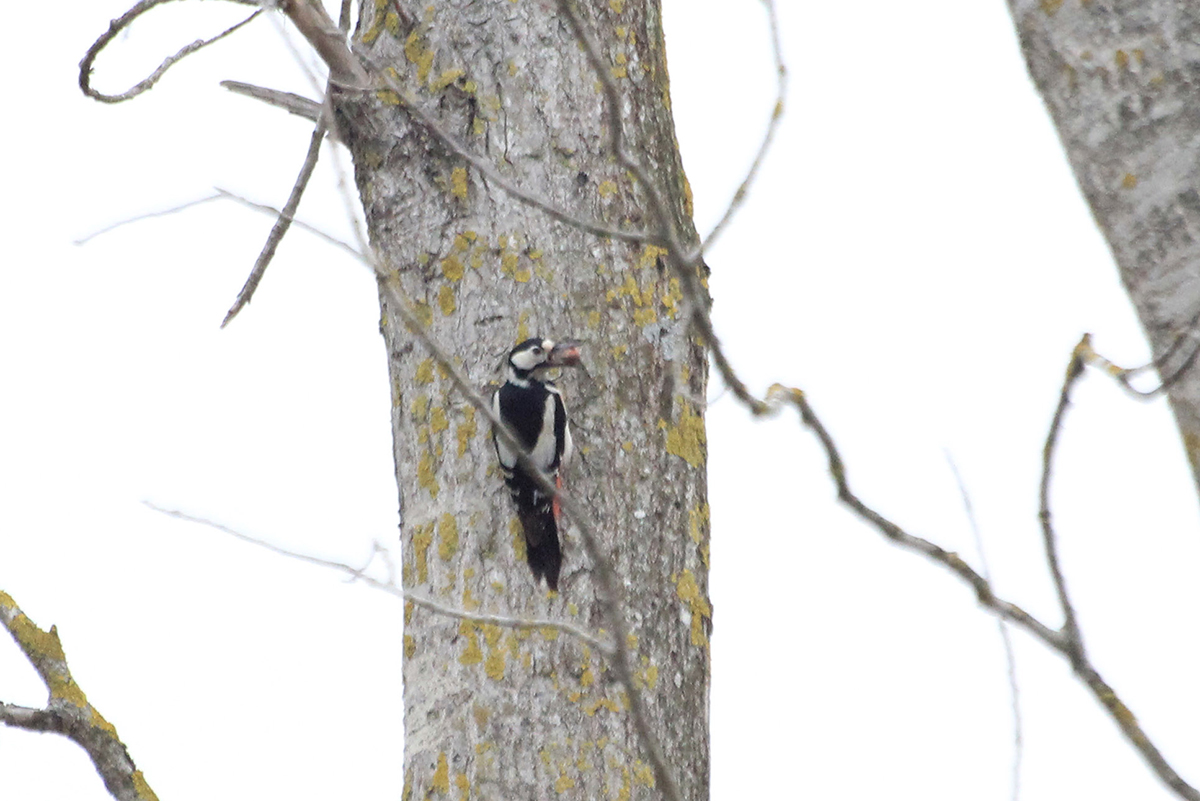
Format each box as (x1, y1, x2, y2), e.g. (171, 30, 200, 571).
(3, 1, 1198, 800)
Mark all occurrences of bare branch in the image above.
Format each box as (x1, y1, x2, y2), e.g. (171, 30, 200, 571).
(766, 384, 1063, 647)
(0, 591, 157, 801)
(1037, 339, 1199, 800)
(214, 188, 364, 258)
(276, 0, 369, 88)
(1079, 315, 1200, 399)
(221, 80, 322, 121)
(73, 193, 223, 246)
(73, 188, 362, 260)
(80, 0, 262, 104)
(0, 703, 60, 733)
(222, 102, 329, 327)
(144, 504, 613, 654)
(769, 347, 1200, 800)
(1038, 338, 1088, 665)
(689, 0, 787, 261)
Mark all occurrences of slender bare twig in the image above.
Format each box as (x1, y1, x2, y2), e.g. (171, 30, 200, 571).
(946, 453, 1022, 801)
(689, 0, 787, 262)
(74, 188, 363, 259)
(1038, 339, 1199, 801)
(221, 80, 323, 121)
(1078, 316, 1200, 399)
(218, 0, 352, 328)
(222, 104, 329, 327)
(766, 384, 1063, 647)
(213, 188, 364, 257)
(1039, 339, 1088, 665)
(80, 0, 261, 104)
(73, 193, 223, 245)
(144, 503, 612, 654)
(0, 592, 157, 801)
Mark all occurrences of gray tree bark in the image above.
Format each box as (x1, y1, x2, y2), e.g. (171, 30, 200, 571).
(332, 2, 711, 799)
(1006, 1, 1200, 496)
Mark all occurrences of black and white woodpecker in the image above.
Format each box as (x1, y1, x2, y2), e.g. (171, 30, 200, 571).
(492, 337, 582, 592)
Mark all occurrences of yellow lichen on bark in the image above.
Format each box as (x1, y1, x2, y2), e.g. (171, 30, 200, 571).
(413, 522, 434, 582)
(437, 513, 458, 560)
(418, 451, 440, 497)
(404, 31, 435, 85)
(459, 623, 483, 666)
(675, 569, 712, 647)
(438, 285, 456, 316)
(432, 752, 450, 793)
(688, 502, 709, 544)
(450, 166, 469, 199)
(662, 399, 706, 467)
(456, 407, 477, 457)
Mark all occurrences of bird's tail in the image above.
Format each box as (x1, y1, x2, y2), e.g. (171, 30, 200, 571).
(517, 506, 562, 592)
(504, 470, 564, 591)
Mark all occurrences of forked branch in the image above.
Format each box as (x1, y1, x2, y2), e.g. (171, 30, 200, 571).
(0, 592, 158, 801)
(766, 336, 1199, 801)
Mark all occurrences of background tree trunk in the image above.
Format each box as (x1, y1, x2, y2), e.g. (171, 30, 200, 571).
(334, 2, 710, 798)
(1006, 0, 1200, 499)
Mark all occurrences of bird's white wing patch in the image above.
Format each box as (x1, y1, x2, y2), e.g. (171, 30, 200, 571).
(529, 393, 559, 471)
(562, 420, 574, 467)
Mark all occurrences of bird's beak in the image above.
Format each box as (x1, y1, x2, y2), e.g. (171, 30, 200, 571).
(547, 341, 582, 367)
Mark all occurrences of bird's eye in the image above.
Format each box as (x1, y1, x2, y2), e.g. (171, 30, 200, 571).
(532, 347, 544, 356)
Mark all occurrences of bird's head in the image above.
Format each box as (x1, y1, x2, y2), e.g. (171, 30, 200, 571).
(507, 337, 582, 380)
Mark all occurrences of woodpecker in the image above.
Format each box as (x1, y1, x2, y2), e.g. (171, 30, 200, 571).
(492, 337, 582, 592)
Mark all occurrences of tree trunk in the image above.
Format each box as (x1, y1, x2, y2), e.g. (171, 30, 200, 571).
(1006, 1, 1200, 498)
(333, 2, 710, 798)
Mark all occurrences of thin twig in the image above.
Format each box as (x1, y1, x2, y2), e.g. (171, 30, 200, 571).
(1035, 340, 1200, 801)
(72, 190, 361, 256)
(1039, 338, 1088, 666)
(689, 0, 787, 262)
(221, 80, 322, 121)
(213, 188, 364, 258)
(766, 384, 1064, 648)
(945, 453, 1022, 801)
(222, 103, 329, 327)
(145, 503, 613, 654)
(1078, 316, 1200, 398)
(80, 0, 262, 104)
(73, 193, 223, 245)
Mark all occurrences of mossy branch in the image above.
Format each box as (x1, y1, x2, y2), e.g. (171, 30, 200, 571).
(0, 591, 159, 801)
